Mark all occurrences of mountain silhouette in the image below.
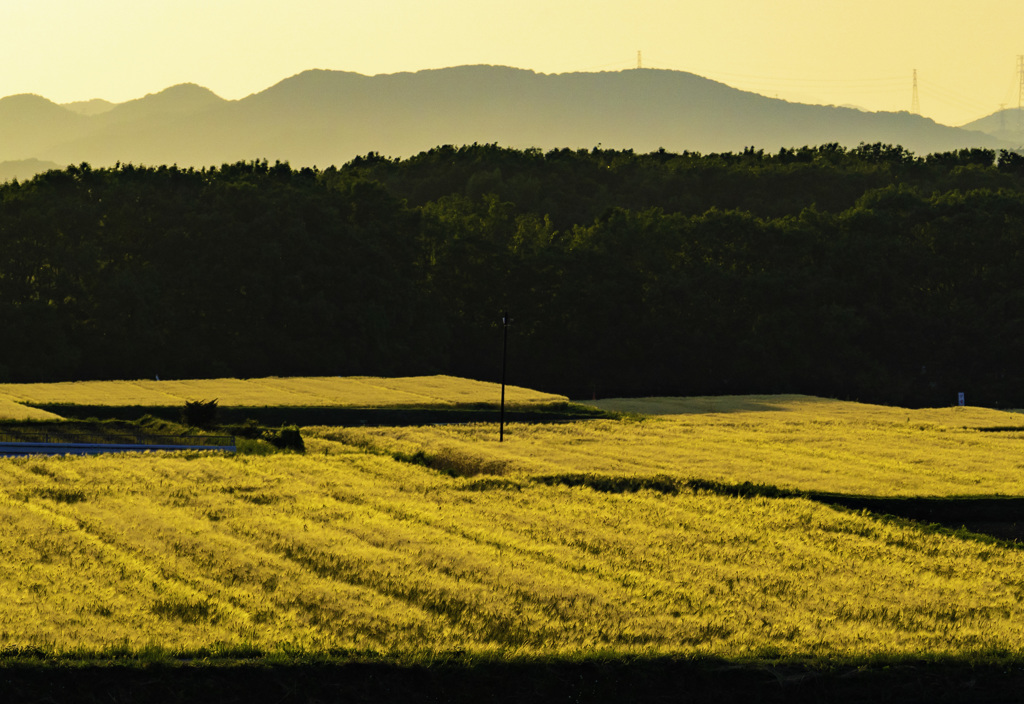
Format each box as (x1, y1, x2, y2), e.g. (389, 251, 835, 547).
(0, 94, 89, 161)
(61, 98, 115, 116)
(960, 109, 1024, 147)
(0, 66, 1014, 179)
(0, 158, 62, 182)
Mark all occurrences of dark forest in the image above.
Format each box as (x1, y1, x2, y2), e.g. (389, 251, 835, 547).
(3, 143, 1024, 407)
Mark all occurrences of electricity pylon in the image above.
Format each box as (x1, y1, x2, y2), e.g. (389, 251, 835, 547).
(911, 69, 920, 114)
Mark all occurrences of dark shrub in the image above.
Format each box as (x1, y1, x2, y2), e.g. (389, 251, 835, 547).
(268, 426, 304, 453)
(182, 399, 218, 428)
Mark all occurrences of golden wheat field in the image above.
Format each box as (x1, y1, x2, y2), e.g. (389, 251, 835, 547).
(335, 395, 1024, 497)
(0, 375, 565, 410)
(0, 399, 62, 422)
(2, 393, 1024, 659)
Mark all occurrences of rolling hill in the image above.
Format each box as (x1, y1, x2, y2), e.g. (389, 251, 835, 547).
(0, 66, 1012, 179)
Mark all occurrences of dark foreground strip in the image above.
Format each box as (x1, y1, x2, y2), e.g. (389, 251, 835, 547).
(1, 658, 1022, 704)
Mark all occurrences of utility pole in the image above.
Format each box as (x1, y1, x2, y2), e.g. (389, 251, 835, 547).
(499, 311, 509, 442)
(911, 69, 920, 115)
(637, 50, 642, 69)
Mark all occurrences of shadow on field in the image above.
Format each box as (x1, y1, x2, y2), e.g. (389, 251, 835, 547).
(4, 656, 1024, 704)
(533, 474, 1024, 544)
(698, 480, 1024, 543)
(581, 395, 816, 416)
(30, 403, 610, 427)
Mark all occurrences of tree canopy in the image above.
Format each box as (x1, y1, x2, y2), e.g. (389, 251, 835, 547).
(2, 144, 1024, 407)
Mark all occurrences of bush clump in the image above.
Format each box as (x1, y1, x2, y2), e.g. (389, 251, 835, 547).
(182, 400, 218, 429)
(267, 426, 304, 453)
(228, 420, 304, 453)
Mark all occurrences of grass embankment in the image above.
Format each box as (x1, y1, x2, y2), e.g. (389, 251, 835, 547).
(0, 398, 63, 422)
(0, 374, 589, 426)
(0, 375, 566, 409)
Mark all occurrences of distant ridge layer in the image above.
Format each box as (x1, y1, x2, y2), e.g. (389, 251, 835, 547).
(0, 66, 1011, 175)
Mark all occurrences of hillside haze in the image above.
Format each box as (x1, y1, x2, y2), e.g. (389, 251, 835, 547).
(961, 109, 1024, 146)
(0, 66, 1013, 175)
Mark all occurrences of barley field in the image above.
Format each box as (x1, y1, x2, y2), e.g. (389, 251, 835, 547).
(331, 395, 1024, 497)
(0, 399, 62, 422)
(0, 375, 566, 410)
(3, 393, 1024, 661)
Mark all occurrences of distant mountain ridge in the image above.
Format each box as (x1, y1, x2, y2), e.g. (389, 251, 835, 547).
(0, 158, 61, 182)
(0, 66, 1016, 179)
(961, 109, 1024, 146)
(61, 98, 115, 116)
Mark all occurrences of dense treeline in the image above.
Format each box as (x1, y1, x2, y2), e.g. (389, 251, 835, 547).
(2, 144, 1024, 406)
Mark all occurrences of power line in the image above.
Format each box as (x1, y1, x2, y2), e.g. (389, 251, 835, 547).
(699, 72, 906, 86)
(558, 55, 1005, 123)
(918, 78, 993, 114)
(1000, 65, 1018, 107)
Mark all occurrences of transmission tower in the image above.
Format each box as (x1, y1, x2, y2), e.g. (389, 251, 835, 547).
(637, 50, 642, 69)
(1018, 55, 1024, 130)
(911, 69, 920, 114)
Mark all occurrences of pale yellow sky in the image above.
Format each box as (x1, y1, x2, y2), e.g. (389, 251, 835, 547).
(2, 0, 1022, 127)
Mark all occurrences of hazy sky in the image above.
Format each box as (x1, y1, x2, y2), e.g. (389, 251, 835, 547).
(3, 0, 1023, 127)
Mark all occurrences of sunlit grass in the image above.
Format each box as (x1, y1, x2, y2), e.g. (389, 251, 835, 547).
(325, 396, 1024, 497)
(586, 394, 1024, 429)
(0, 398, 63, 421)
(2, 444, 1024, 659)
(0, 375, 567, 409)
(6, 394, 1024, 663)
